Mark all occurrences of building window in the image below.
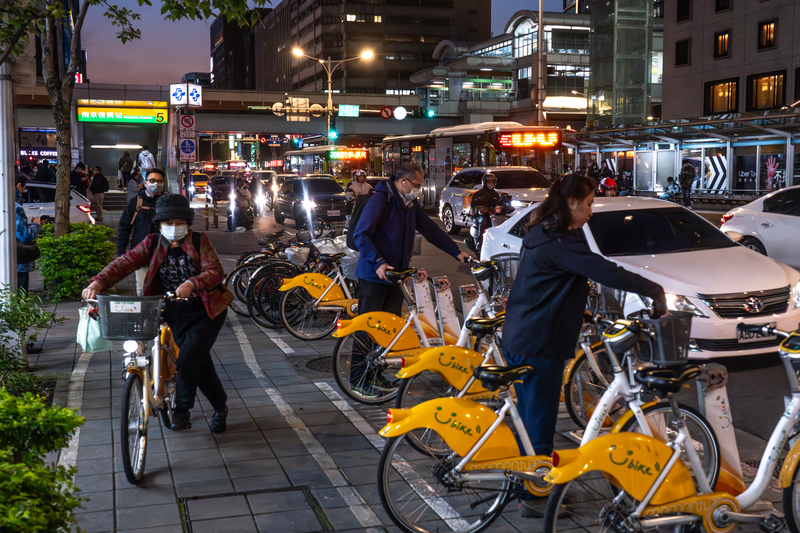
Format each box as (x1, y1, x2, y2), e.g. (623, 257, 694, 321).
(513, 19, 535, 58)
(714, 31, 729, 58)
(715, 0, 731, 11)
(373, 15, 381, 22)
(677, 0, 691, 22)
(346, 14, 356, 21)
(704, 78, 738, 114)
(746, 71, 785, 110)
(675, 39, 690, 66)
(758, 20, 775, 49)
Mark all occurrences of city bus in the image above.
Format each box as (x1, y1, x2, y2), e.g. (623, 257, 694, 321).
(382, 121, 562, 205)
(283, 145, 371, 185)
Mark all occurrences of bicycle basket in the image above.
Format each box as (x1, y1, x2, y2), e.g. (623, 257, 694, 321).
(638, 311, 693, 367)
(312, 237, 345, 255)
(285, 246, 310, 266)
(97, 295, 163, 340)
(489, 253, 520, 296)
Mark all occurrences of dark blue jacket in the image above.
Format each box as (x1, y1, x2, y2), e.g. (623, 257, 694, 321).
(354, 180, 461, 285)
(502, 217, 667, 361)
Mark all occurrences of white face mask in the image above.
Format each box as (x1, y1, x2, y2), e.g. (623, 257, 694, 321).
(146, 181, 163, 194)
(161, 224, 188, 241)
(402, 180, 421, 203)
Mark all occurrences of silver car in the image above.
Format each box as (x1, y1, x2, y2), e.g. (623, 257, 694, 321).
(22, 181, 94, 224)
(438, 166, 551, 234)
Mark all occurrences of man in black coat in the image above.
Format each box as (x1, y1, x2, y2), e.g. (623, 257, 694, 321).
(70, 163, 87, 196)
(117, 169, 165, 294)
(88, 166, 110, 221)
(35, 160, 57, 183)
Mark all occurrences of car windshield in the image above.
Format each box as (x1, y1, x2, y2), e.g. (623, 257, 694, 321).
(295, 179, 343, 194)
(493, 170, 550, 189)
(588, 207, 737, 256)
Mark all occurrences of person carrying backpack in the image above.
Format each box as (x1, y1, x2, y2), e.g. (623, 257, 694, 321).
(117, 169, 165, 294)
(679, 159, 696, 208)
(136, 145, 156, 180)
(83, 194, 234, 433)
(344, 170, 373, 225)
(349, 162, 470, 397)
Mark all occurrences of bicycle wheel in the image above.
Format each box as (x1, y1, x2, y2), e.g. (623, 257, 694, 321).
(225, 263, 259, 317)
(120, 373, 147, 484)
(620, 402, 720, 490)
(563, 347, 622, 430)
(248, 262, 299, 329)
(279, 286, 341, 340)
(331, 332, 399, 404)
(378, 435, 512, 533)
(394, 372, 459, 456)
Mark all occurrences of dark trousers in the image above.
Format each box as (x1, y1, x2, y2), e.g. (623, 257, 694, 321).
(682, 187, 691, 208)
(164, 299, 228, 412)
(120, 171, 131, 189)
(504, 351, 566, 457)
(17, 272, 29, 293)
(350, 279, 404, 384)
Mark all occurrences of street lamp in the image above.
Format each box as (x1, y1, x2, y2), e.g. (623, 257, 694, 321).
(292, 48, 373, 145)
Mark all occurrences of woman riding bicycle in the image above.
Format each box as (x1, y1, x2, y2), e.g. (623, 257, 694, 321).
(502, 173, 668, 517)
(82, 193, 234, 433)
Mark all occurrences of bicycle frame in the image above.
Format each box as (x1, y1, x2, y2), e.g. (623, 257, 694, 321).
(313, 265, 353, 309)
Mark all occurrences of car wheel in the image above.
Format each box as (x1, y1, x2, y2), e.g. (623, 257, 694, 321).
(442, 205, 460, 235)
(740, 237, 767, 256)
(274, 209, 285, 225)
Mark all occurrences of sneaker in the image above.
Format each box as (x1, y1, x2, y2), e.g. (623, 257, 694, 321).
(209, 407, 228, 433)
(170, 410, 192, 431)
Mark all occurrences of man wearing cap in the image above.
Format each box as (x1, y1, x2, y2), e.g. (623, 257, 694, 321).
(117, 169, 165, 295)
(83, 194, 234, 433)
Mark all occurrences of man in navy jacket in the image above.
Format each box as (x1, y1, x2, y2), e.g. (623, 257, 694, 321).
(351, 162, 469, 396)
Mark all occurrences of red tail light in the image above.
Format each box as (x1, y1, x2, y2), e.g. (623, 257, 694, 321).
(401, 357, 406, 368)
(78, 205, 91, 213)
(551, 451, 560, 467)
(387, 410, 394, 423)
(336, 320, 342, 329)
(721, 213, 733, 225)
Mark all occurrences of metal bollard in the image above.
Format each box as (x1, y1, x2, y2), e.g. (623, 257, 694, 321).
(204, 201, 210, 230)
(213, 199, 219, 228)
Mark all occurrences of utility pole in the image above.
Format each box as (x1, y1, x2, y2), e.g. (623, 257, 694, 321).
(537, 0, 545, 125)
(0, 63, 17, 289)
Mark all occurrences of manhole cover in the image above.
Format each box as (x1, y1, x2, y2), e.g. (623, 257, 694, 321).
(306, 356, 332, 373)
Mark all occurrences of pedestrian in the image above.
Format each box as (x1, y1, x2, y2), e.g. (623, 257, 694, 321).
(117, 169, 165, 295)
(35, 159, 57, 183)
(501, 173, 667, 518)
(135, 145, 156, 180)
(586, 161, 601, 188)
(15, 174, 42, 293)
(119, 151, 134, 190)
(70, 162, 87, 196)
(344, 169, 373, 224)
(82, 194, 234, 433)
(679, 159, 696, 208)
(351, 162, 470, 397)
(127, 169, 143, 204)
(659, 176, 681, 200)
(89, 166, 110, 221)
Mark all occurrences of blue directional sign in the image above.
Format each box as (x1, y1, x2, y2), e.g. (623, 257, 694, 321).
(180, 138, 196, 162)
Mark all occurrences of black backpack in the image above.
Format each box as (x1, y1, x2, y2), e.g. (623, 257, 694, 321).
(346, 191, 391, 251)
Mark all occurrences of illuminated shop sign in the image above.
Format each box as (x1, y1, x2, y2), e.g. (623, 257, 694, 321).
(412, 145, 422, 153)
(498, 131, 560, 148)
(20, 149, 58, 158)
(338, 105, 360, 117)
(77, 107, 168, 124)
(267, 160, 283, 167)
(327, 150, 367, 160)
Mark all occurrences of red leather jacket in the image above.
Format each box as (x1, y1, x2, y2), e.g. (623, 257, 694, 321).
(90, 230, 234, 319)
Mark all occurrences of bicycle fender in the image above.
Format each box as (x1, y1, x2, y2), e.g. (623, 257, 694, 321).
(278, 273, 345, 302)
(380, 397, 519, 461)
(397, 346, 488, 394)
(608, 401, 660, 434)
(780, 438, 800, 488)
(545, 433, 695, 505)
(332, 312, 421, 351)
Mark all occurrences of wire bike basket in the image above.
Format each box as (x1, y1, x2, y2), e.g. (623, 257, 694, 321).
(638, 311, 693, 367)
(97, 295, 163, 340)
(488, 253, 520, 297)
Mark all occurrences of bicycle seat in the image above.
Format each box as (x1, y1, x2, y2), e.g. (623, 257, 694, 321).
(384, 268, 417, 283)
(465, 315, 505, 336)
(634, 365, 701, 395)
(319, 253, 345, 264)
(474, 364, 533, 391)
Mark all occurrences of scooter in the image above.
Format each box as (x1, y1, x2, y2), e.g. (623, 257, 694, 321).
(463, 192, 515, 255)
(227, 203, 254, 231)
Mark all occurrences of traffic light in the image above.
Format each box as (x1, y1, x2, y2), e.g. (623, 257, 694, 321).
(329, 130, 339, 140)
(425, 108, 436, 118)
(291, 137, 301, 147)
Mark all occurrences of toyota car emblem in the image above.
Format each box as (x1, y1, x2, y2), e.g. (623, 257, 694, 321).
(744, 297, 764, 313)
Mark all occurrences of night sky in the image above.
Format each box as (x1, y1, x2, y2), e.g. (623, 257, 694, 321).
(81, 0, 563, 86)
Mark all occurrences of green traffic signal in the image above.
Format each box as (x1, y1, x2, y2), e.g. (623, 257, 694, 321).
(330, 131, 339, 140)
(426, 109, 436, 118)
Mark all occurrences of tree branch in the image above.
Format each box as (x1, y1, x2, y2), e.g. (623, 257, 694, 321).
(63, 0, 90, 89)
(0, 24, 28, 66)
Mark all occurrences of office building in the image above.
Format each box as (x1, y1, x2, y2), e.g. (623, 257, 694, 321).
(211, 10, 271, 90)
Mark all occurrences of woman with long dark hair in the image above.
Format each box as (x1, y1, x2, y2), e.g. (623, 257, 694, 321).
(502, 174, 668, 517)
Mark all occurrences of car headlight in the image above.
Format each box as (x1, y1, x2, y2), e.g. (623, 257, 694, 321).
(272, 185, 279, 192)
(665, 293, 707, 317)
(301, 200, 317, 209)
(510, 200, 526, 208)
(793, 281, 800, 309)
(256, 196, 266, 206)
(229, 193, 236, 203)
(188, 186, 195, 193)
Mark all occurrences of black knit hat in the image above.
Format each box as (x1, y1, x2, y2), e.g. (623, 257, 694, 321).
(154, 194, 194, 223)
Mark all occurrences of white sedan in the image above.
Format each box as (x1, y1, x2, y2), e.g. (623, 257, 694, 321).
(22, 181, 94, 224)
(720, 185, 800, 270)
(481, 197, 800, 359)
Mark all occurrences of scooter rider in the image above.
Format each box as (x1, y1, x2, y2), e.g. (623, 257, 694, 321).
(345, 170, 373, 224)
(470, 174, 501, 238)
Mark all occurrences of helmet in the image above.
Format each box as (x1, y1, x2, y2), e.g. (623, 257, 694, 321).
(482, 173, 497, 187)
(354, 169, 366, 178)
(154, 194, 194, 223)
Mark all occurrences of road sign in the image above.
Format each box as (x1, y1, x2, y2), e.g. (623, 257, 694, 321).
(180, 138, 196, 162)
(310, 104, 324, 117)
(339, 104, 359, 117)
(393, 106, 408, 120)
(169, 83, 188, 106)
(380, 106, 393, 120)
(272, 102, 285, 116)
(259, 136, 268, 144)
(188, 84, 202, 107)
(179, 115, 195, 138)
(268, 135, 281, 147)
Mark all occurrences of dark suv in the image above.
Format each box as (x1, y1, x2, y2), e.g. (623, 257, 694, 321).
(274, 176, 347, 226)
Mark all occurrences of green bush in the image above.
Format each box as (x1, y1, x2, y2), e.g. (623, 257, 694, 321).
(0, 389, 85, 532)
(37, 223, 115, 301)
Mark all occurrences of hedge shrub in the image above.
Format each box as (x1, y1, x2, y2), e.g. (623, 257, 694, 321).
(37, 223, 115, 301)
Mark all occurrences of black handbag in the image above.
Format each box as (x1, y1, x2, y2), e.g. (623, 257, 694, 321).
(17, 242, 41, 263)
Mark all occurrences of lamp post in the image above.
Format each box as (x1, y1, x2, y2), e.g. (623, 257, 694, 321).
(292, 48, 373, 145)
